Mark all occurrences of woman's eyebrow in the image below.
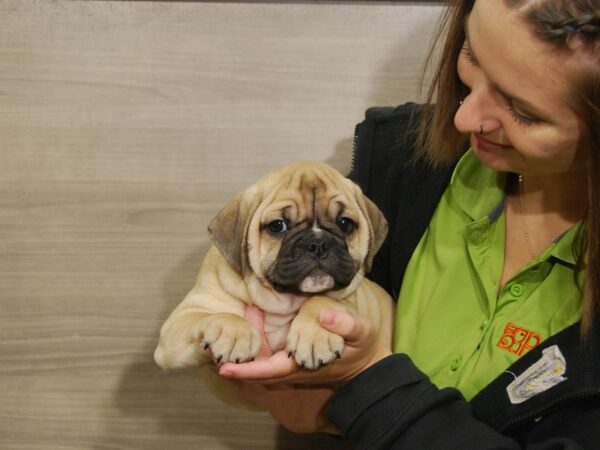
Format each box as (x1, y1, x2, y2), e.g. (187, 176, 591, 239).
(463, 20, 552, 122)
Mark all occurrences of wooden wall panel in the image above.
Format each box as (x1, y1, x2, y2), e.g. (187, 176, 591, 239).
(0, 1, 443, 448)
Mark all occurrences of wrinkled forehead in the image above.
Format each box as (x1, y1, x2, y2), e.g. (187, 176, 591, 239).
(259, 167, 357, 222)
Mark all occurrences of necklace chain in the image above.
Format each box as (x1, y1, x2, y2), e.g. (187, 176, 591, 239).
(518, 174, 536, 259)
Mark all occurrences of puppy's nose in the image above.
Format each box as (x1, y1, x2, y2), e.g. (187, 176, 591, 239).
(307, 237, 329, 259)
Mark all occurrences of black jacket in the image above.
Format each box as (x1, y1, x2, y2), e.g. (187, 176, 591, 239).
(327, 103, 600, 449)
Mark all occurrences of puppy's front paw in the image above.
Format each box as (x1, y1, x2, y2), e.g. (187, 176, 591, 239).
(286, 317, 344, 369)
(199, 313, 262, 364)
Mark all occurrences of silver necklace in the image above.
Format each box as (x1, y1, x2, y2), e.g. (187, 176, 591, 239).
(518, 174, 536, 259)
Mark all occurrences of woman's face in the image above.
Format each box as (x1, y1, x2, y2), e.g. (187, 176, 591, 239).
(454, 0, 583, 176)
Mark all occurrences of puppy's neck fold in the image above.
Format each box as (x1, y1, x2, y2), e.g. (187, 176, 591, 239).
(246, 273, 309, 314)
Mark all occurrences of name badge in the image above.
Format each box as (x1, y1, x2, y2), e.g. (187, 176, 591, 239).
(506, 345, 567, 405)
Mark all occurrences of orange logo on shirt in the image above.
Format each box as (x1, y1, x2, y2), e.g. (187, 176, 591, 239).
(497, 323, 541, 356)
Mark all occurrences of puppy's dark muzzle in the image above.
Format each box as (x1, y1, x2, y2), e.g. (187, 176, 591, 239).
(306, 235, 331, 260)
(266, 228, 358, 294)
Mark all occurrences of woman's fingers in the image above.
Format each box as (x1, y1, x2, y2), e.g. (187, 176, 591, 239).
(219, 350, 297, 380)
(244, 304, 272, 358)
(220, 308, 388, 383)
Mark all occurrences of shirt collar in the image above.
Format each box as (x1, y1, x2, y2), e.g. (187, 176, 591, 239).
(450, 149, 580, 265)
(548, 223, 581, 266)
(450, 149, 506, 222)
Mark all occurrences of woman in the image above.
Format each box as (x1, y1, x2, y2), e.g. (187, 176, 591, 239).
(219, 0, 600, 447)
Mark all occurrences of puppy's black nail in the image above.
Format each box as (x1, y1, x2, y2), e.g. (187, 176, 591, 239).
(300, 361, 306, 369)
(335, 351, 341, 359)
(235, 358, 240, 364)
(318, 359, 325, 367)
(288, 351, 293, 358)
(216, 355, 223, 364)
(203, 342, 210, 350)
(249, 357, 255, 362)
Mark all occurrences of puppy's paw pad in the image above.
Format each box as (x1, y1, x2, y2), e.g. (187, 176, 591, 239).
(286, 321, 344, 370)
(199, 314, 261, 364)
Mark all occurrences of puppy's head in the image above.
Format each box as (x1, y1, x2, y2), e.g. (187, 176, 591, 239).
(209, 162, 387, 296)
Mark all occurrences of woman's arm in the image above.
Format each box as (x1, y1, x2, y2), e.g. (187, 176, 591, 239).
(222, 309, 598, 449)
(327, 351, 600, 450)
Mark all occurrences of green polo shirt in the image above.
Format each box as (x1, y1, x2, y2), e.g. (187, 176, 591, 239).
(394, 149, 582, 401)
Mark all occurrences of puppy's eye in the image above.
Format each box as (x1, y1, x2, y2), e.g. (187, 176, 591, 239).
(266, 220, 288, 235)
(336, 216, 356, 234)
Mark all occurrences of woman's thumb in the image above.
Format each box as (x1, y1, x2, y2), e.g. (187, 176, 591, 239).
(319, 309, 369, 345)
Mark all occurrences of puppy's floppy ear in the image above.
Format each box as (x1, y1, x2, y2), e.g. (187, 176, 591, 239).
(208, 189, 261, 274)
(356, 189, 388, 273)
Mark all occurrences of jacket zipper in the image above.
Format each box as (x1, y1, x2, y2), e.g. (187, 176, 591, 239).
(349, 123, 360, 180)
(348, 120, 398, 299)
(502, 389, 600, 432)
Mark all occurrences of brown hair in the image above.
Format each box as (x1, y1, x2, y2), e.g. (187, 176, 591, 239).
(417, 0, 600, 335)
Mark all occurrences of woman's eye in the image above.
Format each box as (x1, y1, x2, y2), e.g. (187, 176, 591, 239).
(461, 41, 478, 66)
(266, 220, 288, 234)
(508, 105, 540, 128)
(336, 217, 356, 234)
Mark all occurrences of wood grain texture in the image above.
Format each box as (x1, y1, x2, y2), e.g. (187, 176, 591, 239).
(0, 1, 442, 448)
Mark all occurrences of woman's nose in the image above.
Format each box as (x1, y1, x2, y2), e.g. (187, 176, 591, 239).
(454, 90, 502, 135)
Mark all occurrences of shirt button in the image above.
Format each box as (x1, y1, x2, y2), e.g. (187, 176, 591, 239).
(509, 283, 524, 297)
(450, 357, 462, 371)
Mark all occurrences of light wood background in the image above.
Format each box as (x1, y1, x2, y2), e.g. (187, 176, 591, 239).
(0, 1, 443, 448)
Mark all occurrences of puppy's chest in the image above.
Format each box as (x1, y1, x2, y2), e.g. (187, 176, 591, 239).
(263, 312, 296, 351)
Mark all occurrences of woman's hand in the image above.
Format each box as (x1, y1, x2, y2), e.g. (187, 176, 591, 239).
(214, 305, 391, 433)
(224, 377, 339, 434)
(208, 305, 338, 434)
(219, 306, 392, 384)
